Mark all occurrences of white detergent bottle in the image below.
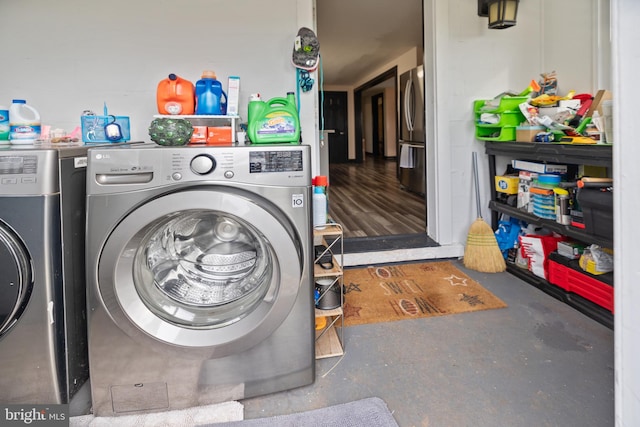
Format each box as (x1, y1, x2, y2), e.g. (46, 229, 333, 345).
(9, 99, 41, 145)
(313, 186, 328, 229)
(0, 105, 9, 144)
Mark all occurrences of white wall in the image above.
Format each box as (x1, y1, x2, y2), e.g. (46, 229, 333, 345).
(0, 0, 320, 172)
(360, 87, 397, 158)
(426, 0, 609, 246)
(384, 86, 397, 157)
(613, 1, 640, 425)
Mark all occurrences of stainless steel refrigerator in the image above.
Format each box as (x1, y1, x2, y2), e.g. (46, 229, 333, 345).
(398, 65, 426, 195)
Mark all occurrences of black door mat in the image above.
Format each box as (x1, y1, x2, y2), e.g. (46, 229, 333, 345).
(331, 233, 439, 254)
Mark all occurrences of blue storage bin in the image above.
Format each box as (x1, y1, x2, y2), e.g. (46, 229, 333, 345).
(81, 115, 131, 143)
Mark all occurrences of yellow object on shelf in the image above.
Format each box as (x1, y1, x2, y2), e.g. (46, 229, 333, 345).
(315, 316, 327, 330)
(495, 175, 519, 194)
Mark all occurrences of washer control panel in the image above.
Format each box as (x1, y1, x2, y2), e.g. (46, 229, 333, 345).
(87, 145, 311, 193)
(0, 150, 60, 195)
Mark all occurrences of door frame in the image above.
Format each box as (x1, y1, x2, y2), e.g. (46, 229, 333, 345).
(354, 67, 398, 163)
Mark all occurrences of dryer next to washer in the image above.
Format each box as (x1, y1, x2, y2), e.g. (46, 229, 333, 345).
(85, 144, 315, 417)
(0, 146, 90, 405)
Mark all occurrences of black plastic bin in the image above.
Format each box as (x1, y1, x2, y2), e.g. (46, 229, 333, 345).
(576, 187, 613, 240)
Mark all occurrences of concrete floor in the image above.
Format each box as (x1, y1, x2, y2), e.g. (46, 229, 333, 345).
(239, 259, 614, 427)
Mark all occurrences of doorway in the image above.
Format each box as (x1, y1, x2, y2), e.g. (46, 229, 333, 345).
(322, 91, 348, 163)
(371, 93, 385, 158)
(321, 67, 427, 239)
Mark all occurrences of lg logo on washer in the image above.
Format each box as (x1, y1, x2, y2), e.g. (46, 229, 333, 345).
(292, 194, 304, 208)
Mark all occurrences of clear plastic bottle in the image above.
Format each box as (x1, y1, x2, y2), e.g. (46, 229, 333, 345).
(313, 186, 328, 229)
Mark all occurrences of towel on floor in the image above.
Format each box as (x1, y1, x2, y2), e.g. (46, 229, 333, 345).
(70, 401, 244, 427)
(399, 144, 415, 168)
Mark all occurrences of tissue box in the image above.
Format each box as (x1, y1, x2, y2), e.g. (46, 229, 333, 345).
(81, 115, 131, 143)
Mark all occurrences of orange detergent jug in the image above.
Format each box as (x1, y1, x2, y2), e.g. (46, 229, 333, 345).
(157, 74, 195, 115)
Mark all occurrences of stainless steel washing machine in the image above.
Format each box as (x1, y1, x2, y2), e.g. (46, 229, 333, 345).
(0, 144, 91, 405)
(85, 144, 315, 417)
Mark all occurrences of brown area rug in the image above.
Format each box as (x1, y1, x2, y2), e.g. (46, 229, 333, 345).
(343, 261, 507, 326)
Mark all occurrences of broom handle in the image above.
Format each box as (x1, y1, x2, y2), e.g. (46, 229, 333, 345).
(472, 152, 482, 218)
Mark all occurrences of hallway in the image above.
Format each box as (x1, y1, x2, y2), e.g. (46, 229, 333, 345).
(328, 156, 426, 238)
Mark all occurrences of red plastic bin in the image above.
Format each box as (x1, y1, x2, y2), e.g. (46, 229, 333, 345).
(548, 258, 613, 313)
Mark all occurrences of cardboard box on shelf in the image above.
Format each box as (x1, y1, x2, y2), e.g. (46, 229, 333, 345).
(190, 125, 207, 143)
(207, 126, 233, 145)
(515, 126, 545, 142)
(578, 164, 609, 178)
(517, 170, 538, 212)
(512, 159, 568, 174)
(557, 241, 586, 259)
(495, 175, 519, 194)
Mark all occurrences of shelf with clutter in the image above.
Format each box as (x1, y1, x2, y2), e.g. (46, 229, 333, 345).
(474, 72, 613, 145)
(484, 139, 613, 329)
(313, 222, 344, 359)
(477, 74, 615, 329)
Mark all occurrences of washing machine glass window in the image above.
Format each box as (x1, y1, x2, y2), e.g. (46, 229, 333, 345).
(134, 210, 273, 327)
(97, 187, 303, 350)
(0, 222, 33, 338)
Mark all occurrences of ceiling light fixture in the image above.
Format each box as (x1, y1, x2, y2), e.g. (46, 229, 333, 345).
(478, 0, 520, 30)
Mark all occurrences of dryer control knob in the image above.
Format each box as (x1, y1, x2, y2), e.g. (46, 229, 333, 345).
(190, 155, 216, 175)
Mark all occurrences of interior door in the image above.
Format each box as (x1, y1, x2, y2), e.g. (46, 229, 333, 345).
(97, 188, 303, 356)
(371, 93, 385, 157)
(321, 91, 348, 163)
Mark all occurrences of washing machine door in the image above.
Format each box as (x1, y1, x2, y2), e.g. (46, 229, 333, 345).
(97, 188, 306, 356)
(0, 221, 33, 339)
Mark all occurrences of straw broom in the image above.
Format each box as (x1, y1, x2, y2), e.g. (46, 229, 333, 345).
(463, 152, 506, 273)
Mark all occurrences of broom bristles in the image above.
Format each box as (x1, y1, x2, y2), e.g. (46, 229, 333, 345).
(464, 218, 507, 273)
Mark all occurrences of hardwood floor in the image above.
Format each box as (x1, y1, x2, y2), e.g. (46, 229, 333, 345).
(327, 155, 426, 238)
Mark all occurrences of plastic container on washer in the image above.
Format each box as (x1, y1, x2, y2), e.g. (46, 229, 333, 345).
(195, 70, 227, 115)
(157, 73, 195, 115)
(247, 92, 300, 144)
(9, 99, 41, 145)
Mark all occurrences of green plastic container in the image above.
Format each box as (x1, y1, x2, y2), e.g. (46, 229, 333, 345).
(475, 126, 516, 141)
(474, 96, 529, 114)
(247, 92, 300, 144)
